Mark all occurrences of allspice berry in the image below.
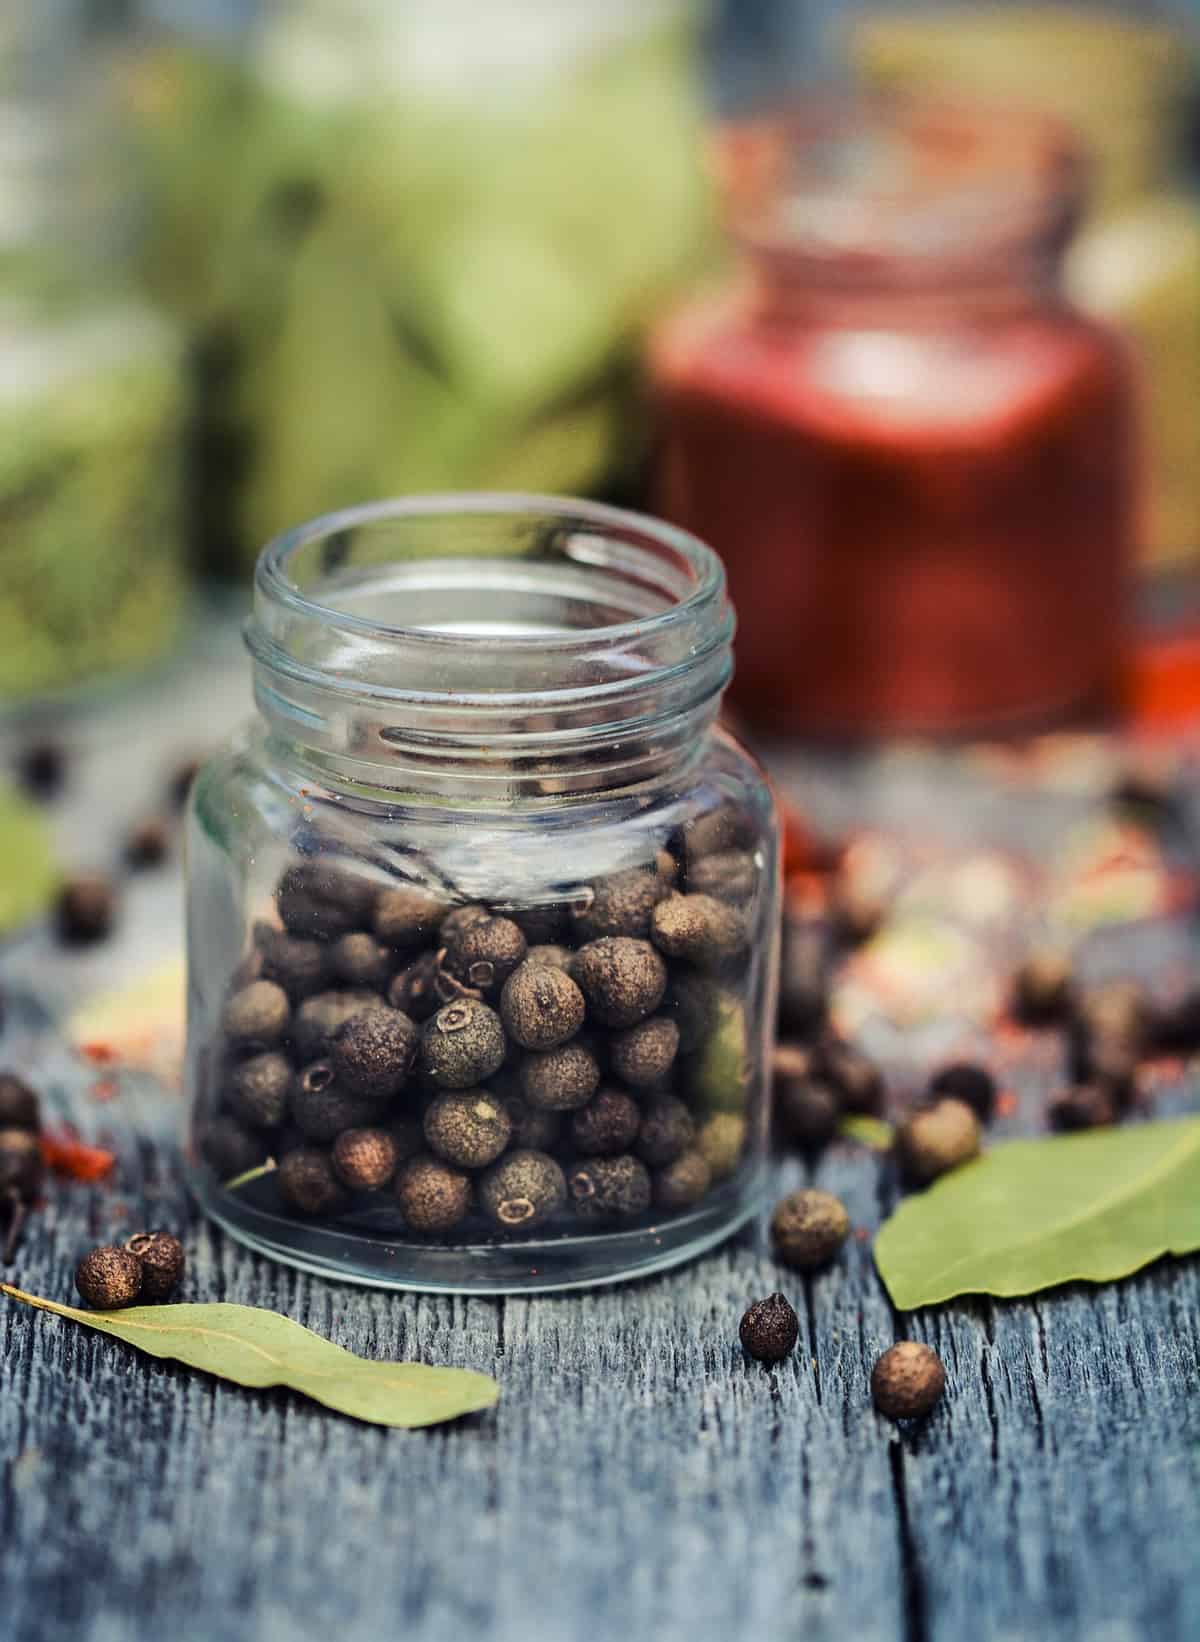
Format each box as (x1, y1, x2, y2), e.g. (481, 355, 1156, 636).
(1012, 948, 1074, 1026)
(820, 1040, 884, 1117)
(635, 1095, 695, 1167)
(928, 1062, 997, 1125)
(498, 1095, 562, 1153)
(653, 1149, 712, 1212)
(332, 1127, 400, 1192)
(125, 816, 170, 870)
(290, 1061, 377, 1143)
(374, 888, 448, 953)
(57, 874, 117, 945)
(424, 1090, 512, 1169)
(871, 1341, 946, 1420)
(256, 926, 327, 1000)
(0, 1127, 43, 1198)
(278, 1148, 348, 1217)
(75, 1245, 143, 1310)
(687, 848, 758, 905)
(394, 1154, 472, 1233)
(500, 962, 586, 1051)
(1048, 1084, 1120, 1132)
(520, 1040, 601, 1111)
(201, 1118, 268, 1181)
(421, 998, 507, 1089)
(770, 1188, 851, 1271)
(567, 1154, 652, 1221)
(291, 989, 377, 1062)
(227, 1051, 292, 1131)
(569, 1088, 641, 1156)
(739, 1293, 799, 1363)
(438, 903, 489, 947)
(479, 1150, 566, 1229)
(777, 913, 830, 1041)
(667, 971, 720, 1053)
(126, 1231, 185, 1301)
(443, 915, 527, 995)
(774, 1044, 840, 1150)
(328, 932, 393, 991)
(511, 904, 569, 946)
(697, 1112, 745, 1182)
(222, 980, 290, 1051)
(331, 1006, 419, 1101)
(0, 1073, 40, 1131)
(572, 938, 667, 1028)
(894, 1098, 981, 1188)
(276, 861, 376, 942)
(569, 868, 663, 942)
(650, 892, 745, 968)
(523, 944, 575, 973)
(609, 1016, 679, 1090)
(388, 951, 443, 1021)
(682, 803, 753, 864)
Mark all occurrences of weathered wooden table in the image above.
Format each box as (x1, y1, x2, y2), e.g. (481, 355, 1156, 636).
(2, 615, 1197, 1642)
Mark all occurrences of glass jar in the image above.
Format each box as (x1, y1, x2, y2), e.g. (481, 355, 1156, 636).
(650, 102, 1138, 738)
(185, 495, 780, 1292)
(852, 7, 1200, 576)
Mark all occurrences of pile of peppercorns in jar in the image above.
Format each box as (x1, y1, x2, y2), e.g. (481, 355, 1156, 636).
(198, 803, 772, 1241)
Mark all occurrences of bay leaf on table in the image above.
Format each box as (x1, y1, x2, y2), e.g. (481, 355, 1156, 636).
(874, 1115, 1200, 1310)
(0, 1284, 499, 1428)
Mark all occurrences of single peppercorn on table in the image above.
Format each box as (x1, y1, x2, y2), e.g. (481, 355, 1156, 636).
(0, 612, 1197, 1642)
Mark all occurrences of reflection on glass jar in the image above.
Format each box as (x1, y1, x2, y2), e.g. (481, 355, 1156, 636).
(651, 102, 1137, 737)
(185, 496, 780, 1292)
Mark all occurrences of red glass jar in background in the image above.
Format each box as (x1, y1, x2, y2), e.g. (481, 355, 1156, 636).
(651, 104, 1139, 738)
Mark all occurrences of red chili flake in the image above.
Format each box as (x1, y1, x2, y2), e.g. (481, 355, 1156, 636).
(80, 1042, 119, 1065)
(90, 1078, 120, 1103)
(40, 1129, 116, 1182)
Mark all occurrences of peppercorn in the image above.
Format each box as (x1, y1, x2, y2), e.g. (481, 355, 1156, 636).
(739, 1293, 799, 1363)
(394, 1154, 472, 1233)
(443, 915, 527, 995)
(1048, 1084, 1120, 1132)
(667, 971, 720, 1053)
(871, 1341, 946, 1420)
(332, 1126, 400, 1192)
(438, 903, 490, 947)
(56, 874, 117, 945)
(569, 868, 664, 942)
(222, 980, 290, 1051)
(0, 1073, 39, 1131)
(820, 1039, 885, 1117)
(511, 904, 569, 945)
(278, 1148, 348, 1217)
(227, 1051, 292, 1130)
(697, 1112, 745, 1182)
(75, 1245, 144, 1310)
(608, 1015, 680, 1090)
(424, 1090, 512, 1169)
(327, 932, 393, 991)
(650, 892, 745, 968)
(290, 1061, 379, 1143)
(255, 925, 328, 1000)
(201, 1117, 269, 1180)
(775, 1052, 841, 1151)
(420, 998, 507, 1089)
(291, 989, 378, 1062)
(572, 938, 667, 1028)
(276, 861, 377, 941)
(125, 1231, 185, 1301)
(124, 816, 170, 870)
(523, 944, 575, 973)
(1011, 947, 1074, 1026)
(479, 1149, 566, 1229)
(16, 737, 66, 800)
(331, 1006, 419, 1101)
(567, 1154, 652, 1221)
(928, 1062, 997, 1125)
(770, 1188, 851, 1271)
(168, 756, 202, 810)
(374, 887, 449, 953)
(894, 1098, 981, 1188)
(635, 1095, 695, 1167)
(498, 1095, 562, 1154)
(500, 961, 585, 1051)
(388, 950, 443, 1021)
(519, 1039, 601, 1111)
(777, 914, 830, 1041)
(686, 850, 758, 905)
(654, 1148, 712, 1212)
(569, 1088, 641, 1156)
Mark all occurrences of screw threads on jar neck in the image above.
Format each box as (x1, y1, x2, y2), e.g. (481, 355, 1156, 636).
(245, 495, 734, 803)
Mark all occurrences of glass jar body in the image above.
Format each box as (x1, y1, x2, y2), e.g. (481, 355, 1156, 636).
(185, 497, 779, 1293)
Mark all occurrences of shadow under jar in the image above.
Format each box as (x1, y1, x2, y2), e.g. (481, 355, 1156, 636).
(185, 494, 780, 1292)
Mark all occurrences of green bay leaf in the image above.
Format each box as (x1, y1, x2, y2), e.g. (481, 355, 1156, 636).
(0, 1285, 498, 1428)
(874, 1116, 1200, 1309)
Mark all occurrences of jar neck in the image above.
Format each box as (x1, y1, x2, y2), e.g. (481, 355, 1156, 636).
(246, 496, 733, 806)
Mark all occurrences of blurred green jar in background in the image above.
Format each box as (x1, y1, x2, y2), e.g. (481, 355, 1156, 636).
(854, 5, 1200, 576)
(121, 0, 715, 574)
